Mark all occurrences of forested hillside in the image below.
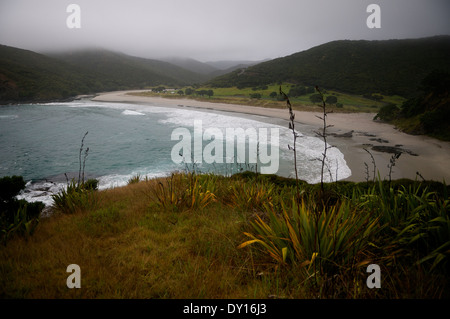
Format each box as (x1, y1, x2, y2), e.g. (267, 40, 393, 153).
(375, 70, 450, 141)
(207, 36, 450, 98)
(0, 45, 205, 104)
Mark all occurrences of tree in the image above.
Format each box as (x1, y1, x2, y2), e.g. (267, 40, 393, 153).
(185, 88, 194, 95)
(152, 86, 165, 93)
(305, 86, 315, 94)
(196, 90, 208, 96)
(269, 92, 278, 99)
(206, 90, 214, 98)
(288, 86, 306, 97)
(325, 95, 338, 104)
(420, 69, 450, 95)
(309, 94, 323, 103)
(374, 103, 400, 121)
(177, 90, 184, 95)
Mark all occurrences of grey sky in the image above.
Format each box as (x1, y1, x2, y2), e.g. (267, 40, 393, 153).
(0, 0, 449, 62)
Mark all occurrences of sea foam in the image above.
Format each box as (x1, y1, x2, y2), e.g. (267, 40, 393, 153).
(10, 100, 351, 209)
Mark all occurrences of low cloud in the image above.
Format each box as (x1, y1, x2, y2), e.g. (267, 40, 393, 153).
(0, 0, 449, 61)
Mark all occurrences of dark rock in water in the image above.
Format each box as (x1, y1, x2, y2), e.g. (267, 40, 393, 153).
(330, 130, 354, 138)
(372, 145, 402, 153)
(405, 150, 419, 156)
(359, 132, 377, 137)
(371, 145, 419, 156)
(370, 138, 389, 143)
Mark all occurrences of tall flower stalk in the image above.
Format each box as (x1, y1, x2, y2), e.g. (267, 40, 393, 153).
(314, 86, 333, 194)
(279, 86, 301, 205)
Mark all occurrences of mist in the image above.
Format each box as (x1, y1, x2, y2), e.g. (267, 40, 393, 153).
(0, 0, 449, 62)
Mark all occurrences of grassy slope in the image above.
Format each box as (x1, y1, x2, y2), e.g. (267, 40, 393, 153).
(133, 84, 406, 113)
(1, 173, 448, 299)
(0, 176, 272, 298)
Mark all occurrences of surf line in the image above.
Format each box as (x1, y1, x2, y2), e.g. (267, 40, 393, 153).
(171, 119, 280, 174)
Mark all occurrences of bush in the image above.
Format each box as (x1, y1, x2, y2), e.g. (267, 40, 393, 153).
(0, 175, 25, 203)
(51, 179, 99, 214)
(269, 92, 278, 99)
(325, 95, 338, 104)
(152, 173, 216, 213)
(373, 103, 400, 121)
(400, 97, 425, 118)
(0, 176, 44, 243)
(309, 94, 323, 103)
(249, 93, 261, 99)
(288, 86, 306, 97)
(239, 199, 379, 273)
(420, 104, 450, 135)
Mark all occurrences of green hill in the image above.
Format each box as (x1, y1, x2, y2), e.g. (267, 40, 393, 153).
(0, 45, 206, 104)
(0, 45, 96, 103)
(207, 36, 450, 98)
(49, 49, 208, 88)
(375, 70, 450, 141)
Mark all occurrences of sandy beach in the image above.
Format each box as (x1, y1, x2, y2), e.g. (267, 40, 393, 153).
(92, 90, 450, 183)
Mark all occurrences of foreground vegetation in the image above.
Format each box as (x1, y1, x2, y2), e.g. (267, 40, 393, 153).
(1, 171, 449, 298)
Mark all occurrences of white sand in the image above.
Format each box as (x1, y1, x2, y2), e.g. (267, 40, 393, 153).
(92, 90, 450, 183)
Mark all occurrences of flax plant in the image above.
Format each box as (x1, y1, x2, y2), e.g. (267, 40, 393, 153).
(239, 198, 380, 276)
(152, 173, 216, 212)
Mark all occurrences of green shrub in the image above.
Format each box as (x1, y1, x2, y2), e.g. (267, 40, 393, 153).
(0, 175, 26, 203)
(325, 95, 338, 104)
(51, 179, 99, 214)
(152, 173, 216, 213)
(0, 176, 44, 244)
(373, 103, 400, 121)
(239, 198, 380, 275)
(1, 204, 41, 244)
(128, 174, 141, 185)
(309, 93, 323, 103)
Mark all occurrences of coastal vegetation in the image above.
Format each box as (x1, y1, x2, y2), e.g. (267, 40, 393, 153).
(374, 70, 450, 141)
(131, 84, 404, 113)
(1, 170, 449, 298)
(1, 119, 449, 299)
(0, 176, 44, 244)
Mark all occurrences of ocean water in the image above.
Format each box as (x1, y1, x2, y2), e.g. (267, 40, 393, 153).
(0, 99, 351, 207)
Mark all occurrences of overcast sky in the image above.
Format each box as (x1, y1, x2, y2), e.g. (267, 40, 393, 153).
(0, 0, 449, 62)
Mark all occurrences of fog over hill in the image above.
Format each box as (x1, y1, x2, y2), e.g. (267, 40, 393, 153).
(1, 1, 449, 62)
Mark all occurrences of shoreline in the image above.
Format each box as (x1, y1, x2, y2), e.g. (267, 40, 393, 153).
(92, 90, 450, 183)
